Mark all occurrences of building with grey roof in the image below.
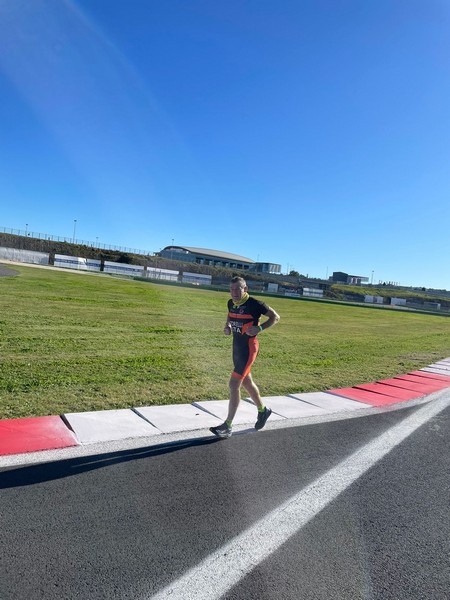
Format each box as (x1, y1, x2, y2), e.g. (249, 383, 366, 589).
(160, 246, 281, 274)
(332, 271, 369, 285)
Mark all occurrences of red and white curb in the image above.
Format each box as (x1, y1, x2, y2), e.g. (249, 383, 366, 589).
(1, 361, 450, 457)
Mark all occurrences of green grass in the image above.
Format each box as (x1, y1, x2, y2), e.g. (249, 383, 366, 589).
(1, 265, 450, 419)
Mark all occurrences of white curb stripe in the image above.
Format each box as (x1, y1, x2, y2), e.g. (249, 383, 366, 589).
(147, 392, 450, 600)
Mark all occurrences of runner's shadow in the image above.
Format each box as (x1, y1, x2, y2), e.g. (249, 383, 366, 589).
(0, 436, 220, 489)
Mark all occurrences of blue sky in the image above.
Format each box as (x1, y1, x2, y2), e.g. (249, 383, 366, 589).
(0, 0, 449, 288)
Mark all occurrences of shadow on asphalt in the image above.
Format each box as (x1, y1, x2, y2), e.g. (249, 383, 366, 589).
(0, 436, 220, 489)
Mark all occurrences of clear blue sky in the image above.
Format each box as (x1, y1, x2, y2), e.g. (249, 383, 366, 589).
(0, 0, 449, 288)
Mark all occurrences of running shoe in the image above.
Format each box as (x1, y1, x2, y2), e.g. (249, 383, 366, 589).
(255, 407, 272, 430)
(210, 422, 232, 439)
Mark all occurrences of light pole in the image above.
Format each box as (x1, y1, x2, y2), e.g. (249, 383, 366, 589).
(73, 219, 77, 244)
(25, 223, 28, 236)
(371, 270, 374, 285)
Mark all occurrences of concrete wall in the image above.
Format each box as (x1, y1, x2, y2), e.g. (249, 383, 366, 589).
(54, 254, 101, 271)
(0, 246, 49, 265)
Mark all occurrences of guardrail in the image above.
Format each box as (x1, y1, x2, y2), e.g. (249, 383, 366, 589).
(0, 226, 155, 256)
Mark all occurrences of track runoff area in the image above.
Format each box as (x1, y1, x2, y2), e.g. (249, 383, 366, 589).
(1, 358, 450, 460)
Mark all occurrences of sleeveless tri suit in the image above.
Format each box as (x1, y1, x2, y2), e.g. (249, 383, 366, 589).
(227, 296, 269, 379)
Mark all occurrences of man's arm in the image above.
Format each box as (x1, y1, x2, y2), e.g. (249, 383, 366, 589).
(224, 319, 232, 335)
(246, 306, 280, 337)
(260, 306, 280, 331)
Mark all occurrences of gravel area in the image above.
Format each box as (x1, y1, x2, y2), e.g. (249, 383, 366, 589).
(0, 263, 20, 277)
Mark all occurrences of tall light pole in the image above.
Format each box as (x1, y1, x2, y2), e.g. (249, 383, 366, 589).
(371, 270, 374, 285)
(73, 219, 77, 243)
(25, 223, 28, 236)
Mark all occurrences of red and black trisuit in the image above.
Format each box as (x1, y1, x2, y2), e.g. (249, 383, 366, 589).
(227, 296, 269, 379)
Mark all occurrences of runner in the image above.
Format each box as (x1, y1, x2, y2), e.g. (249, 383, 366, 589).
(210, 276, 280, 438)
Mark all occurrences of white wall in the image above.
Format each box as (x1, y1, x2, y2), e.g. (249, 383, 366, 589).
(391, 297, 407, 306)
(182, 272, 212, 285)
(54, 254, 101, 271)
(103, 261, 144, 276)
(145, 267, 179, 281)
(303, 288, 323, 297)
(0, 247, 49, 265)
(365, 295, 384, 304)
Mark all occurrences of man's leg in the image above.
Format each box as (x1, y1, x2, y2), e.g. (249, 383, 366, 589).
(243, 373, 272, 430)
(242, 373, 264, 409)
(210, 376, 240, 438)
(227, 375, 242, 422)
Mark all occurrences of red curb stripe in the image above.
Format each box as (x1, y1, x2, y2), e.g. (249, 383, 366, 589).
(354, 382, 419, 400)
(408, 371, 450, 382)
(377, 377, 446, 393)
(327, 387, 406, 406)
(0, 416, 78, 456)
(394, 375, 450, 389)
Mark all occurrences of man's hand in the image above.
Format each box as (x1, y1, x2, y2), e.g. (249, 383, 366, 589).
(245, 325, 261, 337)
(224, 324, 232, 335)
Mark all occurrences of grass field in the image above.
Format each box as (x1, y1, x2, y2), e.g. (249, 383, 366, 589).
(1, 264, 450, 419)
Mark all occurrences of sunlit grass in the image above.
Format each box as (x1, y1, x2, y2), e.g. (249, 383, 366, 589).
(1, 265, 449, 419)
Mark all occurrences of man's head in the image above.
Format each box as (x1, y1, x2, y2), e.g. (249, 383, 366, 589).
(230, 276, 248, 303)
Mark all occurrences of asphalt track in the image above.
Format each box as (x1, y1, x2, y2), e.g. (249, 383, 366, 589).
(0, 392, 449, 599)
(1, 302, 449, 600)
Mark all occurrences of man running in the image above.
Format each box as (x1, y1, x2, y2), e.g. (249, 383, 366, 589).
(210, 276, 280, 439)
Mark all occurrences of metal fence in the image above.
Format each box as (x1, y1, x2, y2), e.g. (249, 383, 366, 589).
(0, 226, 155, 256)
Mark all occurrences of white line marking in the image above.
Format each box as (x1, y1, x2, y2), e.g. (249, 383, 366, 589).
(147, 393, 450, 600)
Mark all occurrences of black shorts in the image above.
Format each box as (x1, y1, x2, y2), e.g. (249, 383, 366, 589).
(232, 335, 259, 379)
